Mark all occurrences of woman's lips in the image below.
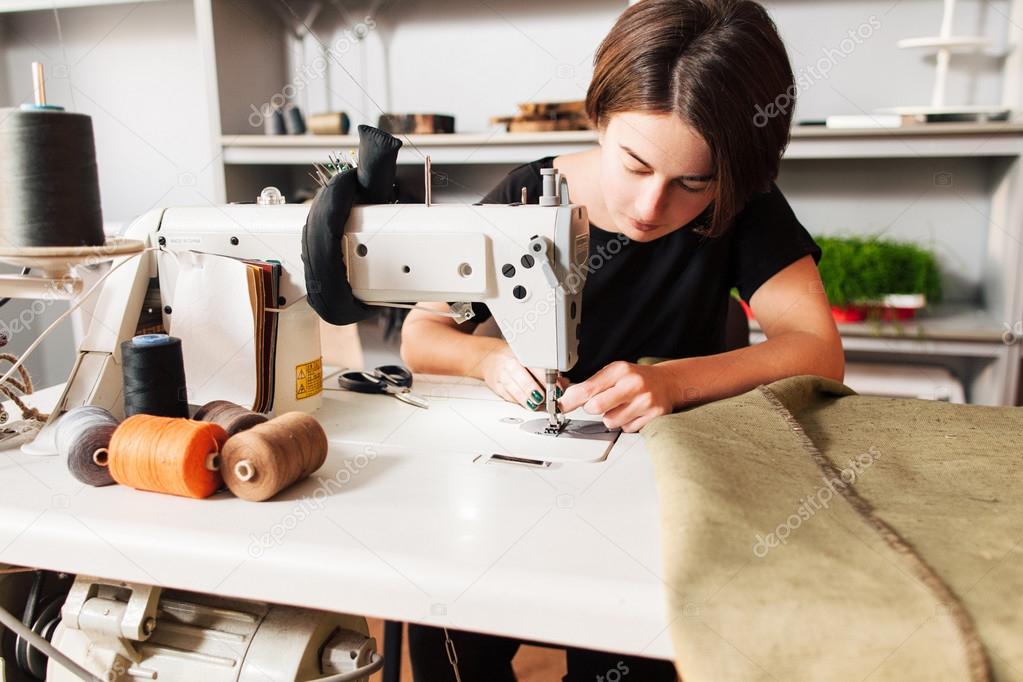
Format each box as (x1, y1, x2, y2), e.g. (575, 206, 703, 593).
(628, 218, 660, 232)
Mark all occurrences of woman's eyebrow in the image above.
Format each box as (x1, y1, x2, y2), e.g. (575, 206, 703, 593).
(621, 145, 715, 182)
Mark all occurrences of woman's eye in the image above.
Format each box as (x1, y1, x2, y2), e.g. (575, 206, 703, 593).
(676, 180, 708, 194)
(625, 165, 648, 175)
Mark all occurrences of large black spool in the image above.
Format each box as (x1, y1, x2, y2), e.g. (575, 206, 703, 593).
(121, 334, 190, 418)
(0, 108, 105, 248)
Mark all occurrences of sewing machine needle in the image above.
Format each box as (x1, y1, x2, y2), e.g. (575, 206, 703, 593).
(544, 369, 563, 434)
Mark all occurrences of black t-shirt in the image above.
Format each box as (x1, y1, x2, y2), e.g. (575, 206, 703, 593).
(474, 156, 821, 383)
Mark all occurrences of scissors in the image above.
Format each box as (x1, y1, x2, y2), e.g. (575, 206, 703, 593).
(337, 365, 429, 409)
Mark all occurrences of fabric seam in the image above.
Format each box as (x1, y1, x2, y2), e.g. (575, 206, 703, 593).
(757, 384, 991, 682)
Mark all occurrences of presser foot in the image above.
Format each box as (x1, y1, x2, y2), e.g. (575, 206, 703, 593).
(542, 416, 567, 436)
(520, 418, 620, 442)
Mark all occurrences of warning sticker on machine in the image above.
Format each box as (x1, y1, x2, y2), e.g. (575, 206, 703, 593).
(295, 358, 323, 400)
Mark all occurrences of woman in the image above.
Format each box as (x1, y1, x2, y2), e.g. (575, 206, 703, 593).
(400, 0, 844, 679)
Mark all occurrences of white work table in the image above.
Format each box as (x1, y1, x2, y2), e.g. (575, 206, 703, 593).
(0, 374, 675, 660)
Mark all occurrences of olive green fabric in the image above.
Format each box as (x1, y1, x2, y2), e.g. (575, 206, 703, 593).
(641, 375, 1023, 681)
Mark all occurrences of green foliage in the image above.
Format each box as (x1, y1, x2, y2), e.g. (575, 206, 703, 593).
(816, 236, 943, 307)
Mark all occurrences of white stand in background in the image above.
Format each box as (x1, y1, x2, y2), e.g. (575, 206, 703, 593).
(881, 0, 1011, 120)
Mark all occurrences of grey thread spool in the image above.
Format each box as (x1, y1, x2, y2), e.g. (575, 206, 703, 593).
(194, 400, 268, 437)
(55, 406, 119, 487)
(0, 108, 105, 247)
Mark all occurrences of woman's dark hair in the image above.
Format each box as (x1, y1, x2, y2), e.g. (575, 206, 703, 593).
(586, 0, 795, 237)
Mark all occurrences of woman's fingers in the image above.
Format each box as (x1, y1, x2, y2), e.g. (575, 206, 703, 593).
(602, 402, 641, 430)
(527, 367, 567, 402)
(509, 367, 545, 410)
(620, 414, 656, 433)
(491, 379, 517, 406)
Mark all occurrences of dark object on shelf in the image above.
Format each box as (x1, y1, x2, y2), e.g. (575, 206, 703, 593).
(378, 113, 455, 134)
(283, 104, 306, 134)
(308, 111, 351, 135)
(264, 106, 286, 135)
(491, 100, 593, 132)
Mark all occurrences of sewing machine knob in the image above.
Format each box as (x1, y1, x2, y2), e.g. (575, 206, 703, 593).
(257, 186, 286, 205)
(527, 236, 560, 289)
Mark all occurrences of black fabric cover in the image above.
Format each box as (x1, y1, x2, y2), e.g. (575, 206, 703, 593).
(302, 125, 403, 325)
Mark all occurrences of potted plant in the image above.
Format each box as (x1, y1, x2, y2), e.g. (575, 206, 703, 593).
(735, 236, 943, 323)
(816, 236, 942, 322)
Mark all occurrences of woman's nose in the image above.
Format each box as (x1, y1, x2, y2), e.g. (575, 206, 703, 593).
(634, 180, 667, 222)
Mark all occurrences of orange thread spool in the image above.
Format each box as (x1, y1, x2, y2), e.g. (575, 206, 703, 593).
(108, 414, 227, 499)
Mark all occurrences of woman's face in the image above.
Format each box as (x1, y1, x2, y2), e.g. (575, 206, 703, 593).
(597, 111, 715, 242)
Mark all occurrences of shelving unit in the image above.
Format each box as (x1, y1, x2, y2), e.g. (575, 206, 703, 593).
(0, 0, 166, 12)
(221, 123, 1023, 166)
(1, 0, 1020, 405)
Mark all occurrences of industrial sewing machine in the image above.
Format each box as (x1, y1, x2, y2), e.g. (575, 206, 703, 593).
(43, 169, 589, 438)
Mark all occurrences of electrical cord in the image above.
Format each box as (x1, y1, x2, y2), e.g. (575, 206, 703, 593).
(15, 595, 62, 679)
(13, 570, 42, 673)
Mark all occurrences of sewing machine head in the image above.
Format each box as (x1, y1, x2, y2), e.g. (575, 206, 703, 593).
(343, 201, 589, 372)
(51, 191, 589, 422)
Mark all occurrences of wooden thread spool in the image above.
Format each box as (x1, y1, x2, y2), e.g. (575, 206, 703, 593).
(221, 412, 327, 502)
(194, 400, 267, 437)
(107, 414, 227, 499)
(55, 406, 119, 487)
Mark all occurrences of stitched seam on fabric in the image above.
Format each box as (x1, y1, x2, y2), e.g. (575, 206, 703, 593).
(757, 385, 991, 682)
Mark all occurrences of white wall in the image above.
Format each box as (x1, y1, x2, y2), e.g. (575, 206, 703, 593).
(282, 0, 623, 135)
(279, 0, 1013, 133)
(0, 0, 218, 388)
(771, 0, 1011, 120)
(2, 0, 219, 224)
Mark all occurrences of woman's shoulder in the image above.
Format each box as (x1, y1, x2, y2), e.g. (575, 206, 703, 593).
(481, 156, 555, 204)
(733, 183, 797, 225)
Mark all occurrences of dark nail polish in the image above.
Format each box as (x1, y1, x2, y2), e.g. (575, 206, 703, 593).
(526, 400, 537, 410)
(555, 387, 563, 398)
(531, 390, 543, 402)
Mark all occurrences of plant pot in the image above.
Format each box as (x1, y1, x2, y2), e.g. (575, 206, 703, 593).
(832, 294, 926, 323)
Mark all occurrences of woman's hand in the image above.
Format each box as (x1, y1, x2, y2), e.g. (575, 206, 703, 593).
(479, 344, 566, 411)
(558, 361, 675, 432)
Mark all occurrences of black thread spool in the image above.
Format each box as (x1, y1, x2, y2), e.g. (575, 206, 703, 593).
(0, 108, 105, 247)
(283, 104, 306, 134)
(121, 334, 189, 418)
(56, 406, 119, 487)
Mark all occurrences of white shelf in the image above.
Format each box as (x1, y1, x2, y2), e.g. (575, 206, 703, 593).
(0, 0, 165, 12)
(221, 123, 1023, 165)
(897, 36, 994, 50)
(750, 305, 1014, 358)
(221, 130, 600, 166)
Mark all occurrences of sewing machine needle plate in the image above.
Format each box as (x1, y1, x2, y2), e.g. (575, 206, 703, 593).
(519, 419, 620, 442)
